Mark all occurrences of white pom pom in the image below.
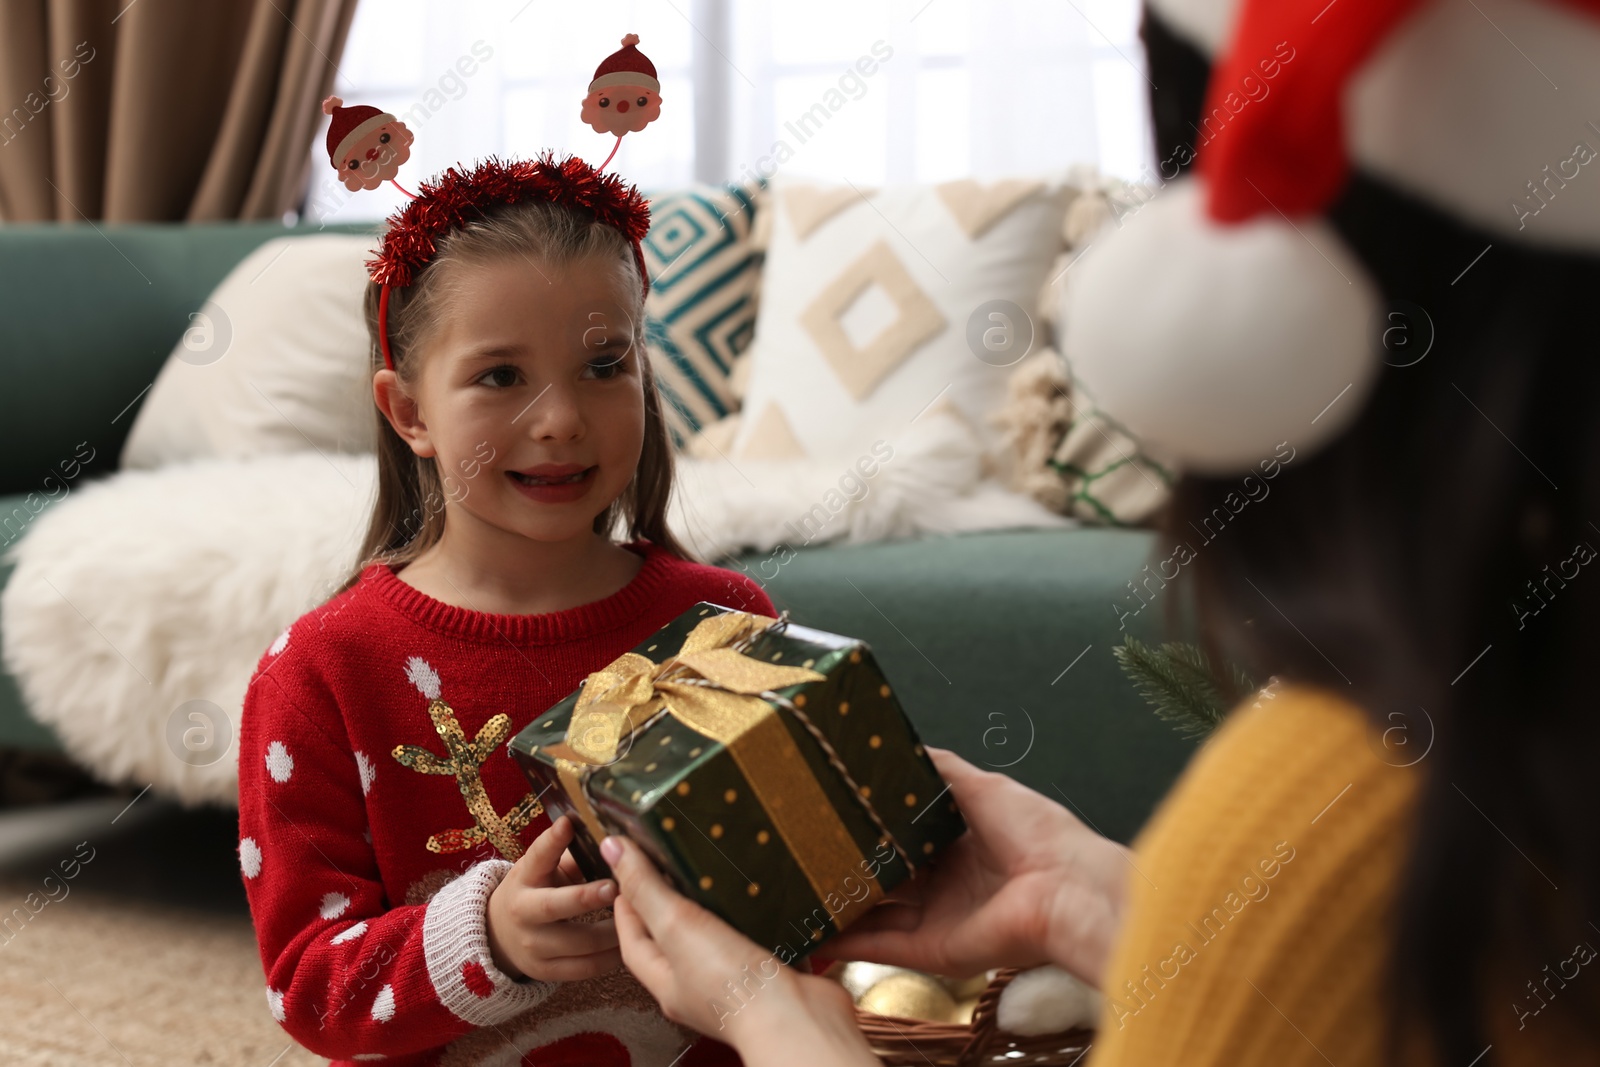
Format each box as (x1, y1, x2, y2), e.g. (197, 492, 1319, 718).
(322, 95, 342, 115)
(1061, 178, 1381, 474)
(996, 965, 1101, 1035)
(622, 32, 640, 46)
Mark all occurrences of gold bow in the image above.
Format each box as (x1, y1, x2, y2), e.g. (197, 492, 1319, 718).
(550, 610, 883, 930)
(566, 610, 822, 763)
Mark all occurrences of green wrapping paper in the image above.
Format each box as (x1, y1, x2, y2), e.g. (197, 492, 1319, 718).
(509, 601, 966, 962)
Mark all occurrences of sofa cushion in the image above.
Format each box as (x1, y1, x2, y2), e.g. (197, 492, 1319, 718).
(0, 222, 355, 498)
(641, 179, 767, 447)
(120, 234, 379, 469)
(728, 177, 1071, 465)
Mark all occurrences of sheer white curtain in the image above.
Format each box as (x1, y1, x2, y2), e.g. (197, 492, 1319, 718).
(304, 0, 1150, 223)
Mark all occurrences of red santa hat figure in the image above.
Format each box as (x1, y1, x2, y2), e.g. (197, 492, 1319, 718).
(322, 96, 414, 192)
(1063, 0, 1600, 474)
(582, 34, 664, 148)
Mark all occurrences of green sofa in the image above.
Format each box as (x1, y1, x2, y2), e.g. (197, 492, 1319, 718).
(0, 222, 1194, 844)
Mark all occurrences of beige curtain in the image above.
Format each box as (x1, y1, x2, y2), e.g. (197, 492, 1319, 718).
(0, 0, 359, 222)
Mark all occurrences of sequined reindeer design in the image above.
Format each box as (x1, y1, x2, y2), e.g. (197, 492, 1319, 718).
(391, 657, 543, 861)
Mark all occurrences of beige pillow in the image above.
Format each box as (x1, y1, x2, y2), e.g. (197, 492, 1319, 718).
(120, 235, 378, 469)
(729, 176, 1071, 464)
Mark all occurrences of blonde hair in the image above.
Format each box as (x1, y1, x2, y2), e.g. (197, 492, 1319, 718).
(339, 198, 694, 592)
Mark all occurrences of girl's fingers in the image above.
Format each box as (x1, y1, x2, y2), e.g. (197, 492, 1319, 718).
(529, 947, 625, 982)
(513, 815, 575, 887)
(530, 916, 619, 958)
(556, 850, 584, 887)
(522, 878, 618, 923)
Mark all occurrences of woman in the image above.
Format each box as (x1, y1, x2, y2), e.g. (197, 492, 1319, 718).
(607, 0, 1600, 1061)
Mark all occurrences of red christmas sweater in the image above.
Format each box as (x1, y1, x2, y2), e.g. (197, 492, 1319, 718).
(237, 539, 775, 1067)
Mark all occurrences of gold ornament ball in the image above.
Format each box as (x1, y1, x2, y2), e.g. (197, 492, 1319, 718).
(858, 973, 957, 1021)
(948, 995, 980, 1026)
(941, 972, 991, 1000)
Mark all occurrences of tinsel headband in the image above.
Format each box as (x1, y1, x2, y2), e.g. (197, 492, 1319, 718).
(319, 33, 663, 372)
(367, 154, 653, 371)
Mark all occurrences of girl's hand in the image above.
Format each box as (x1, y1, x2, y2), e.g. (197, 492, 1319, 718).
(824, 747, 1129, 988)
(486, 815, 623, 982)
(603, 834, 878, 1066)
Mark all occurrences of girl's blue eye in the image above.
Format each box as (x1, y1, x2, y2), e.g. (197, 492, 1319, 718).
(479, 365, 519, 388)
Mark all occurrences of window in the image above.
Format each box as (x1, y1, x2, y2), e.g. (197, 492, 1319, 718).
(304, 0, 1151, 223)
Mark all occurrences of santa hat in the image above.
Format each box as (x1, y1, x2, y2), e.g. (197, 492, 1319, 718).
(588, 33, 659, 93)
(1063, 0, 1600, 475)
(322, 96, 396, 168)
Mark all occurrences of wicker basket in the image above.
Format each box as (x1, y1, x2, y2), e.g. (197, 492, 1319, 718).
(853, 967, 1094, 1066)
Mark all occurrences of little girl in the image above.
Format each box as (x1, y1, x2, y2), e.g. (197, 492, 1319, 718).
(237, 156, 773, 1067)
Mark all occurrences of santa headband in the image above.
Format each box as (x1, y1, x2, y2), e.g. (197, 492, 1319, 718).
(321, 33, 664, 372)
(1063, 0, 1600, 475)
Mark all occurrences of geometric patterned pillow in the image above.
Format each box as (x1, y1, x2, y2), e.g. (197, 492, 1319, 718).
(728, 177, 1070, 463)
(642, 178, 767, 448)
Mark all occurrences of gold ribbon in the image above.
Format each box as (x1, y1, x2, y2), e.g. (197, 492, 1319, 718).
(546, 610, 884, 930)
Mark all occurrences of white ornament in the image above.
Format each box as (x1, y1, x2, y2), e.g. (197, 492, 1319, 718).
(996, 965, 1101, 1035)
(264, 741, 294, 783)
(371, 983, 396, 1023)
(239, 837, 262, 879)
(1063, 177, 1381, 475)
(319, 891, 351, 920)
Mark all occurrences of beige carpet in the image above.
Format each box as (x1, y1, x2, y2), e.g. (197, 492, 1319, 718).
(0, 873, 323, 1066)
(0, 795, 325, 1067)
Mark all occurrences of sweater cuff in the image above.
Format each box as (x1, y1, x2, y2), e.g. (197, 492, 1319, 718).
(422, 859, 555, 1026)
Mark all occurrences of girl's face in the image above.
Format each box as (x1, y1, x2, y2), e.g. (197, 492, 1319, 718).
(395, 254, 646, 547)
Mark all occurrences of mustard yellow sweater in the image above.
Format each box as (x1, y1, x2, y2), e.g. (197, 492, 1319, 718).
(1088, 685, 1579, 1064)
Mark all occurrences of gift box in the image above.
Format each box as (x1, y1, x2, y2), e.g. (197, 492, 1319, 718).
(509, 602, 965, 963)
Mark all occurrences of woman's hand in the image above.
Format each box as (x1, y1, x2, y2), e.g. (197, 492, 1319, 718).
(825, 747, 1130, 988)
(486, 815, 623, 982)
(603, 834, 879, 1067)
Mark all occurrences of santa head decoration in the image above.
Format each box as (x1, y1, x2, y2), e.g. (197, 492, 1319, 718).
(322, 96, 413, 192)
(1061, 0, 1600, 475)
(581, 33, 663, 137)
(320, 32, 663, 372)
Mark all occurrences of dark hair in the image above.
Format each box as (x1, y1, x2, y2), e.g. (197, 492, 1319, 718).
(1141, 8, 1600, 1060)
(339, 197, 694, 592)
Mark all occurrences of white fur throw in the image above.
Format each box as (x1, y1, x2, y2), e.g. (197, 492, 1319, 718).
(2, 412, 1067, 804)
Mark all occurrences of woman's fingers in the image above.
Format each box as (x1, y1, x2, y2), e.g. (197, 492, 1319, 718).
(613, 894, 676, 994)
(603, 835, 693, 949)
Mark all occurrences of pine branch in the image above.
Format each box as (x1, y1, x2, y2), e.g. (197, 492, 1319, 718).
(1113, 636, 1256, 740)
